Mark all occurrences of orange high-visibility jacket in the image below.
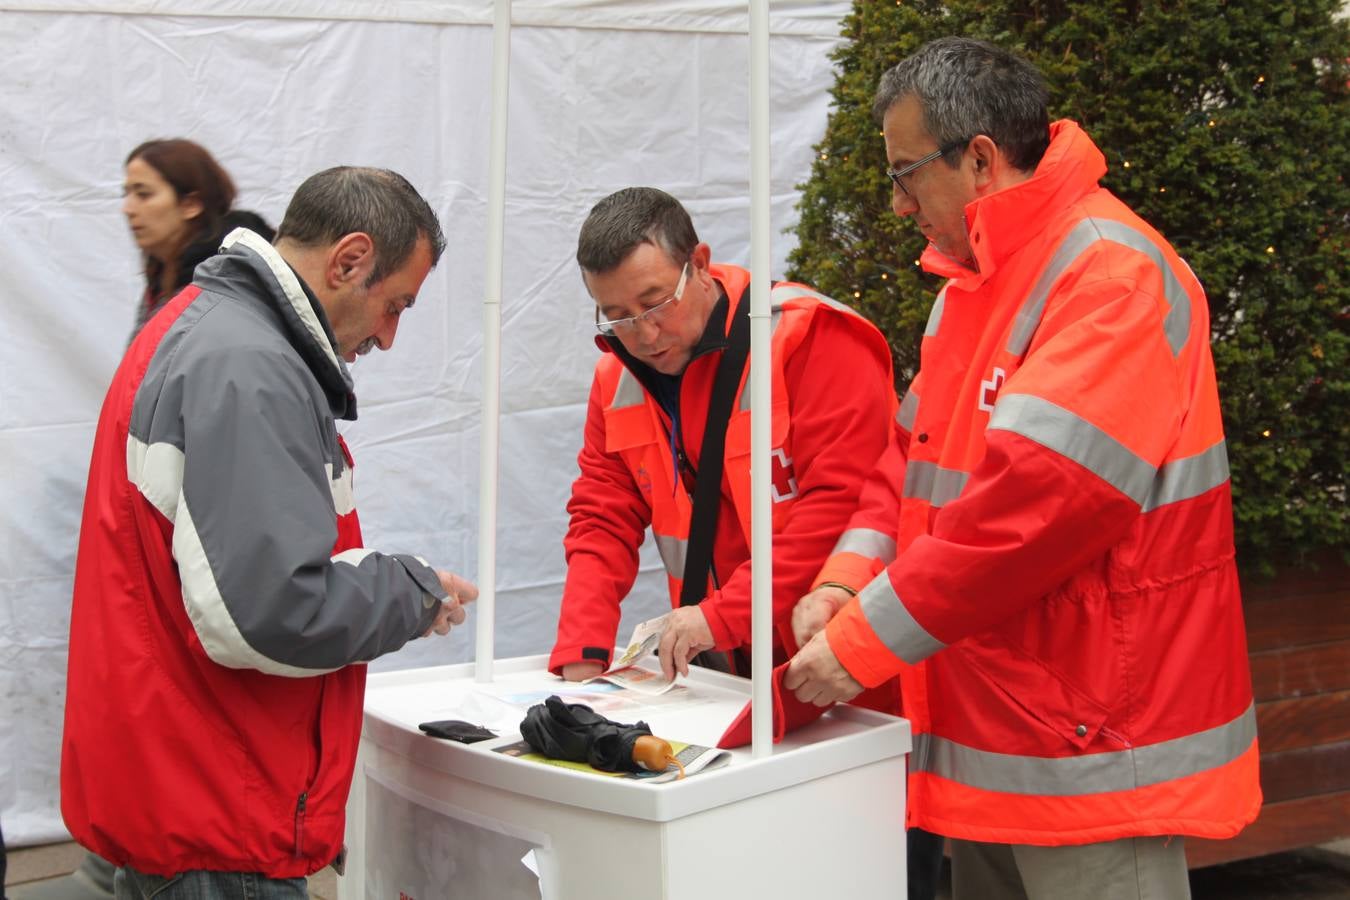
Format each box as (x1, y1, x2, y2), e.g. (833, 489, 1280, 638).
(549, 264, 897, 674)
(818, 120, 1261, 846)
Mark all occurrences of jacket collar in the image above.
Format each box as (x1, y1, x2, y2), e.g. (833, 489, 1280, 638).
(923, 120, 1107, 282)
(209, 228, 357, 419)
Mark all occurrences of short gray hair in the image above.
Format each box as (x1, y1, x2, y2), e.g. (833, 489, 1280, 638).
(276, 166, 446, 284)
(873, 37, 1050, 173)
(576, 187, 698, 275)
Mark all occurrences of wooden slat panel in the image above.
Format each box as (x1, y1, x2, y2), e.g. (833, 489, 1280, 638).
(1186, 558, 1350, 865)
(1240, 556, 1349, 603)
(1243, 592, 1350, 652)
(1255, 690, 1350, 753)
(1259, 740, 1350, 804)
(1250, 640, 1350, 701)
(1186, 790, 1350, 868)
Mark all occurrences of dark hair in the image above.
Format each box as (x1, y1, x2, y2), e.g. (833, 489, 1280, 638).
(872, 37, 1051, 173)
(276, 167, 445, 284)
(126, 138, 237, 241)
(576, 187, 698, 274)
(126, 138, 240, 298)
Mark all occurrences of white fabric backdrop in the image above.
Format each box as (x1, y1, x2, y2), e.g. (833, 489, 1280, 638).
(0, 1, 849, 845)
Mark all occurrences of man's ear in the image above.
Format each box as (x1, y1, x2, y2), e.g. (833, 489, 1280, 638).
(328, 232, 375, 287)
(968, 135, 1001, 193)
(690, 241, 713, 275)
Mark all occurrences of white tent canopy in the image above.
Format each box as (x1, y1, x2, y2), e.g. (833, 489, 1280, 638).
(0, 0, 849, 845)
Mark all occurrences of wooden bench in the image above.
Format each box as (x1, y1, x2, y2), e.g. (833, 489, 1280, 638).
(1186, 556, 1350, 867)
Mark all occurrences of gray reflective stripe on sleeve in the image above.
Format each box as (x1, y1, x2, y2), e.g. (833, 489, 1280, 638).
(611, 367, 645, 408)
(989, 393, 1156, 507)
(897, 388, 919, 431)
(769, 283, 862, 318)
(174, 500, 340, 678)
(911, 702, 1256, 797)
(326, 461, 355, 516)
(857, 570, 945, 665)
(924, 286, 947, 338)
(1143, 440, 1230, 512)
(740, 285, 865, 411)
(126, 435, 184, 522)
(221, 228, 344, 374)
(830, 528, 897, 564)
(1006, 217, 1193, 359)
(903, 460, 970, 509)
(653, 532, 687, 579)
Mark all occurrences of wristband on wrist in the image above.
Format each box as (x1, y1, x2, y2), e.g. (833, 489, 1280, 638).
(816, 581, 857, 597)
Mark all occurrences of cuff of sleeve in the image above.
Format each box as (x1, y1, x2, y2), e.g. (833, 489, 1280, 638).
(396, 554, 447, 599)
(825, 600, 903, 689)
(698, 594, 738, 651)
(815, 553, 886, 594)
(547, 644, 612, 676)
(395, 554, 447, 635)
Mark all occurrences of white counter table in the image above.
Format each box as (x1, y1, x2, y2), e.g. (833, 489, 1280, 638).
(340, 655, 910, 900)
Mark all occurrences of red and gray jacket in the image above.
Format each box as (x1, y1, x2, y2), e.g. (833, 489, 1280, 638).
(61, 229, 446, 878)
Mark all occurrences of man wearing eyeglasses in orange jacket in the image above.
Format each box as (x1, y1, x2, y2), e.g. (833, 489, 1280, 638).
(547, 186, 900, 693)
(786, 38, 1259, 900)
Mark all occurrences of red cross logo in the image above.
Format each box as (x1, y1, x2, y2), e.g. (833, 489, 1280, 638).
(978, 366, 1006, 413)
(771, 448, 798, 502)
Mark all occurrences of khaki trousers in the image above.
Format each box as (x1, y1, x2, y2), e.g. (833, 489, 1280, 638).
(951, 835, 1191, 900)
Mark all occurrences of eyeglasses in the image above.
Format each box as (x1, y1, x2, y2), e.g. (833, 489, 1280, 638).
(595, 263, 690, 337)
(886, 139, 969, 196)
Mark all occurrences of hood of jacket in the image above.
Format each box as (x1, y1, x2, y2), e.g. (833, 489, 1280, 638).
(193, 227, 357, 420)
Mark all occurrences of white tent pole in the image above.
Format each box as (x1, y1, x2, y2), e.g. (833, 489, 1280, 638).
(476, 0, 512, 684)
(748, 0, 773, 757)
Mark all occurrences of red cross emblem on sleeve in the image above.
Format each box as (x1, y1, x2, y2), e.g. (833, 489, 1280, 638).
(978, 366, 1006, 413)
(771, 447, 799, 502)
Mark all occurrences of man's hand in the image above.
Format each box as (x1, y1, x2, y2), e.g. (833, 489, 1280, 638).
(791, 585, 853, 650)
(784, 630, 863, 707)
(656, 606, 715, 680)
(561, 661, 604, 682)
(424, 571, 478, 637)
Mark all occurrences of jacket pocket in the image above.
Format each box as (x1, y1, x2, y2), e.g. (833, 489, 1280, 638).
(957, 635, 1115, 751)
(294, 676, 327, 859)
(122, 869, 184, 900)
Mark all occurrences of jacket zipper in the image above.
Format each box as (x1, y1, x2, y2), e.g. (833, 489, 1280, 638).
(294, 791, 307, 859)
(295, 675, 329, 859)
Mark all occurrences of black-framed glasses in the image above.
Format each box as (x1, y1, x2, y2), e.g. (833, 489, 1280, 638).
(595, 263, 690, 337)
(885, 139, 969, 196)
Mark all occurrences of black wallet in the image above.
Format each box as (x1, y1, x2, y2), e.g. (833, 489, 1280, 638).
(417, 719, 498, 743)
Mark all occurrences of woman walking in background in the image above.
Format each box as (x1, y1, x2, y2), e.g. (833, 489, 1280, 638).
(122, 138, 274, 341)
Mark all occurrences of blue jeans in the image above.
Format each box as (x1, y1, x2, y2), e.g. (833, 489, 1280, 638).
(115, 866, 308, 900)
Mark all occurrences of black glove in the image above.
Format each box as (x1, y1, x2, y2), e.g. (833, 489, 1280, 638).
(418, 719, 497, 743)
(520, 695, 653, 773)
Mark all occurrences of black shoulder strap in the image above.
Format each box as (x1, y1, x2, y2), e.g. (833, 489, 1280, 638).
(680, 291, 752, 607)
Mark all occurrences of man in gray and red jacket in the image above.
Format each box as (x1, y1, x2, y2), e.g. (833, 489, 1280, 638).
(61, 167, 475, 899)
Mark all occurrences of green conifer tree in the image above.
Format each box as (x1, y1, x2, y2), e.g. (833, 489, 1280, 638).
(789, 1, 1349, 572)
